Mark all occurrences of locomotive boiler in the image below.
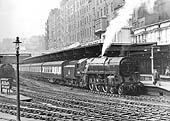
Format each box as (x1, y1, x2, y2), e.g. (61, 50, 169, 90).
(19, 56, 143, 95)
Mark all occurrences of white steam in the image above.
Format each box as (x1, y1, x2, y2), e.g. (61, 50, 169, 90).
(102, 0, 157, 56)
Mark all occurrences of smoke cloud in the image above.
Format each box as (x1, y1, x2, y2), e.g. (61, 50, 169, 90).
(102, 0, 157, 56)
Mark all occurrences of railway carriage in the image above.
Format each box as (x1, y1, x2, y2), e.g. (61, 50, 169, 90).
(20, 63, 40, 80)
(41, 61, 65, 83)
(29, 63, 42, 80)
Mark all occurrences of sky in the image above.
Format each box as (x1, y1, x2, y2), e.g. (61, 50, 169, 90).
(0, 0, 61, 41)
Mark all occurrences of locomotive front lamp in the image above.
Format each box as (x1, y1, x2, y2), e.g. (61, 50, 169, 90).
(13, 37, 22, 121)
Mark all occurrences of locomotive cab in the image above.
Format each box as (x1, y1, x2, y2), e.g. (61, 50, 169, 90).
(75, 58, 89, 88)
(63, 60, 79, 86)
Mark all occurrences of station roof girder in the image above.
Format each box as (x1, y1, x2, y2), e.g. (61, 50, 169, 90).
(22, 42, 159, 64)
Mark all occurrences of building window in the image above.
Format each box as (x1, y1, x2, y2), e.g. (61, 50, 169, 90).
(87, 16, 89, 24)
(104, 7, 106, 15)
(101, 8, 102, 17)
(85, 17, 86, 24)
(90, 27, 92, 36)
(97, 0, 99, 5)
(111, 2, 114, 12)
(85, 29, 86, 37)
(138, 35, 140, 43)
(93, 7, 95, 16)
(97, 11, 99, 19)
(167, 29, 170, 43)
(106, 4, 108, 14)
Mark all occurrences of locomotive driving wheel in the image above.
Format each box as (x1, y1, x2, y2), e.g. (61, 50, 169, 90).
(109, 86, 117, 94)
(101, 85, 109, 92)
(131, 85, 137, 95)
(118, 85, 126, 95)
(94, 77, 101, 92)
(89, 77, 94, 91)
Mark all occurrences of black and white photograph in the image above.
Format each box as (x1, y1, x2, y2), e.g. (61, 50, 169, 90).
(1, 0, 170, 120)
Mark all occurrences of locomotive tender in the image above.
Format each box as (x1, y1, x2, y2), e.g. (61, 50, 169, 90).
(20, 56, 143, 95)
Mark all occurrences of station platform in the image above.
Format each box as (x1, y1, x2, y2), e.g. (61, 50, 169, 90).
(0, 92, 32, 101)
(141, 74, 170, 96)
(0, 84, 32, 101)
(0, 112, 42, 121)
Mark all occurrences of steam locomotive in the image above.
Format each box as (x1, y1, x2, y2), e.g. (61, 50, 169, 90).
(0, 64, 15, 79)
(0, 63, 16, 89)
(19, 56, 143, 95)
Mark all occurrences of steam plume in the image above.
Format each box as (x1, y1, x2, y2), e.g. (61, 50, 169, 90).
(102, 0, 157, 56)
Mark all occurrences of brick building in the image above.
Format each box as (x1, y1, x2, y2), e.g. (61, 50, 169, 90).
(46, 8, 62, 50)
(131, 0, 170, 44)
(60, 0, 97, 46)
(46, 0, 130, 51)
(131, 0, 170, 74)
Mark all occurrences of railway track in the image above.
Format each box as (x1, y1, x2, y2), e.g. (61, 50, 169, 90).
(1, 77, 170, 120)
(19, 77, 170, 106)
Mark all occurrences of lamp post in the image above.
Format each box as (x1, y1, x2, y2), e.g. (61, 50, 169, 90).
(13, 37, 22, 121)
(150, 45, 154, 74)
(144, 44, 160, 74)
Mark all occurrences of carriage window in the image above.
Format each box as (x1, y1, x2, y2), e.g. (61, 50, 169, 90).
(52, 66, 62, 74)
(55, 66, 57, 73)
(45, 67, 46, 73)
(52, 66, 55, 73)
(58, 67, 61, 74)
(48, 67, 50, 73)
(49, 67, 51, 73)
(50, 66, 52, 73)
(42, 67, 44, 72)
(37, 67, 38, 72)
(55, 67, 57, 74)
